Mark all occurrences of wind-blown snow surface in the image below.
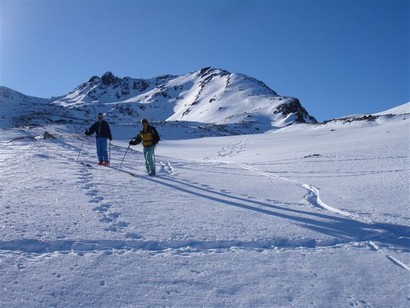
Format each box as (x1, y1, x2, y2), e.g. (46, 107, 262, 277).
(1, 114, 409, 307)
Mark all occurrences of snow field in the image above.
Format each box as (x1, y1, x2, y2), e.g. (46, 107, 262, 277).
(0, 115, 409, 307)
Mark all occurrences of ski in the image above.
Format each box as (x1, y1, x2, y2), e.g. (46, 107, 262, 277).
(116, 167, 138, 177)
(78, 160, 149, 178)
(80, 162, 93, 167)
(126, 171, 138, 177)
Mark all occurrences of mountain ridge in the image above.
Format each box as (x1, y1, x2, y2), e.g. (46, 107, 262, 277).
(1, 67, 317, 134)
(2, 67, 408, 136)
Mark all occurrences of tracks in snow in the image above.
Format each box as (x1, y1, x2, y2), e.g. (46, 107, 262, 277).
(0, 237, 360, 255)
(234, 163, 362, 222)
(2, 136, 409, 272)
(231, 162, 410, 271)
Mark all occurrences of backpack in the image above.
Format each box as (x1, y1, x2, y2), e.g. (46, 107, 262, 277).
(151, 126, 160, 145)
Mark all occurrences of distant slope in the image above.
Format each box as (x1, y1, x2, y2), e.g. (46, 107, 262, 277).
(0, 87, 64, 129)
(318, 102, 410, 126)
(375, 102, 410, 115)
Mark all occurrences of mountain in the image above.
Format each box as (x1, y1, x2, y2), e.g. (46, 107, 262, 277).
(0, 67, 316, 134)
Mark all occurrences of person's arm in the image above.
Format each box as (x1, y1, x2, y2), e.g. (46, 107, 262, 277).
(106, 122, 113, 140)
(129, 134, 142, 145)
(84, 122, 97, 136)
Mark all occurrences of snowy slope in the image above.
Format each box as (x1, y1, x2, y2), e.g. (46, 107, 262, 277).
(375, 102, 410, 115)
(0, 102, 409, 307)
(0, 87, 59, 129)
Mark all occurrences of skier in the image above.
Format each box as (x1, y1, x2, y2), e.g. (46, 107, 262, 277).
(84, 113, 113, 165)
(129, 118, 160, 176)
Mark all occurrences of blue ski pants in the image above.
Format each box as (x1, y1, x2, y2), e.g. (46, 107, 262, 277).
(143, 145, 156, 174)
(96, 137, 109, 162)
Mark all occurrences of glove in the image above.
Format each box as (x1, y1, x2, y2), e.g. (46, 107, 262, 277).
(129, 138, 137, 146)
(129, 135, 141, 146)
(84, 130, 89, 136)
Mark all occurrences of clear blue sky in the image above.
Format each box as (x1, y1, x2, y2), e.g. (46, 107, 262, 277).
(1, 0, 409, 121)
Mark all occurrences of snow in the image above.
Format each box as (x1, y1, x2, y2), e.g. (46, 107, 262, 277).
(1, 106, 409, 307)
(375, 102, 410, 116)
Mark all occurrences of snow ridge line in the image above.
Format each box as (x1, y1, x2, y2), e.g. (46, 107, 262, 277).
(0, 237, 360, 255)
(300, 183, 359, 219)
(232, 163, 363, 222)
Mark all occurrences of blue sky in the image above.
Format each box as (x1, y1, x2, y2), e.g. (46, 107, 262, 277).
(1, 0, 409, 121)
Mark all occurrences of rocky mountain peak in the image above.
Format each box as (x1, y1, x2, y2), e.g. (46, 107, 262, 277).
(88, 75, 100, 83)
(101, 72, 118, 86)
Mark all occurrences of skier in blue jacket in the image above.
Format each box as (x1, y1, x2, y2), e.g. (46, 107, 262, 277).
(84, 113, 113, 165)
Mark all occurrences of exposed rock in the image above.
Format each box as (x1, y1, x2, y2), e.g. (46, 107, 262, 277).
(101, 72, 118, 86)
(88, 76, 100, 83)
(275, 98, 317, 123)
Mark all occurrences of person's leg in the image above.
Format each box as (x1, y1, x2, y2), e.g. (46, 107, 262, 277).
(96, 138, 104, 163)
(143, 147, 150, 173)
(146, 146, 155, 175)
(143, 146, 155, 174)
(100, 138, 108, 162)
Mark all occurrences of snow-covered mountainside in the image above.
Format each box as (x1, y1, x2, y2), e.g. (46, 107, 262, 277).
(0, 86, 60, 129)
(0, 102, 409, 307)
(0, 67, 316, 134)
(319, 102, 410, 125)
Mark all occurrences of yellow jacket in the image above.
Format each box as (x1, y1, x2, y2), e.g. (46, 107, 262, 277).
(139, 125, 160, 147)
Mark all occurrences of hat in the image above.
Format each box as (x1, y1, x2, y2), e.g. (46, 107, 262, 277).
(141, 118, 148, 123)
(97, 113, 104, 118)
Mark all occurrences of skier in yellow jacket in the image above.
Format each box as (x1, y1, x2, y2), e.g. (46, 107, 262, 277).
(129, 118, 160, 176)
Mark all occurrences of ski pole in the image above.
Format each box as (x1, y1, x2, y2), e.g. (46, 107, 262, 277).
(76, 138, 86, 162)
(118, 145, 130, 170)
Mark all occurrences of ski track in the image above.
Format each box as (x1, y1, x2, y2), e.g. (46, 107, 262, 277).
(1, 136, 409, 272)
(230, 162, 410, 272)
(233, 163, 361, 221)
(198, 138, 410, 271)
